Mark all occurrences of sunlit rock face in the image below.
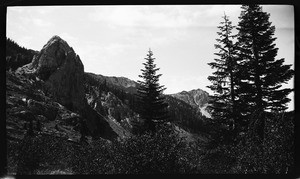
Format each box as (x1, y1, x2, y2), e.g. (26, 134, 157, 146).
(17, 35, 85, 111)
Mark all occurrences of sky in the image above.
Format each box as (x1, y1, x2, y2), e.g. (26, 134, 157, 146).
(6, 5, 295, 111)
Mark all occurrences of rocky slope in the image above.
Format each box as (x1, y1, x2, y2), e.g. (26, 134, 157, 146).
(85, 72, 139, 94)
(6, 70, 85, 144)
(84, 72, 212, 135)
(16, 36, 86, 111)
(171, 89, 211, 118)
(9, 35, 119, 141)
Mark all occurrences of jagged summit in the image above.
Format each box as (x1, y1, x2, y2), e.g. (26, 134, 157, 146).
(179, 88, 204, 95)
(18, 35, 82, 78)
(42, 35, 71, 52)
(49, 35, 62, 40)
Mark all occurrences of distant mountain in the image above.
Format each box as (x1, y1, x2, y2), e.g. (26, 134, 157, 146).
(84, 72, 212, 134)
(170, 89, 211, 118)
(85, 72, 139, 94)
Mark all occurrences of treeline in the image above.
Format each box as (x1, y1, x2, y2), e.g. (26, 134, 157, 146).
(166, 95, 211, 135)
(6, 38, 37, 71)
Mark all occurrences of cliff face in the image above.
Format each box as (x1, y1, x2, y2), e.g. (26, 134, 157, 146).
(17, 36, 85, 110)
(17, 35, 85, 111)
(14, 35, 118, 139)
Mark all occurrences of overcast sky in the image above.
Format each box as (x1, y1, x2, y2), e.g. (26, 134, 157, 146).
(6, 5, 294, 110)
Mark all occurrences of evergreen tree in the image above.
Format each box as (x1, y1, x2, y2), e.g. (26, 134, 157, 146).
(207, 14, 239, 143)
(136, 49, 169, 133)
(236, 5, 294, 138)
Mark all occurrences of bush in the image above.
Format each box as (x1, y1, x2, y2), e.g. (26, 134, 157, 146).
(11, 123, 208, 174)
(109, 124, 199, 174)
(199, 144, 237, 173)
(232, 112, 294, 174)
(15, 134, 74, 174)
(70, 138, 113, 174)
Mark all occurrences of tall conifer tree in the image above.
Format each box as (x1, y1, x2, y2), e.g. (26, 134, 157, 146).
(237, 5, 294, 114)
(236, 5, 294, 139)
(207, 14, 239, 141)
(136, 49, 169, 133)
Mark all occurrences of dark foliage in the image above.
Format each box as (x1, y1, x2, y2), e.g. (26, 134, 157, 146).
(109, 124, 200, 174)
(9, 123, 206, 174)
(204, 5, 295, 174)
(136, 49, 169, 133)
(236, 5, 294, 115)
(232, 111, 294, 173)
(166, 95, 212, 135)
(207, 14, 240, 144)
(15, 135, 75, 174)
(6, 38, 37, 71)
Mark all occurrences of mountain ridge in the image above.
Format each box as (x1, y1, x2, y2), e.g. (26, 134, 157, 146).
(6, 35, 212, 142)
(170, 88, 211, 118)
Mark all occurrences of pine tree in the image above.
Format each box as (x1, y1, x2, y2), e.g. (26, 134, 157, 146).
(136, 49, 169, 133)
(236, 5, 294, 138)
(207, 14, 239, 142)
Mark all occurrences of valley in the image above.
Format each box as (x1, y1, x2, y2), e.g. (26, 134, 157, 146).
(6, 36, 212, 174)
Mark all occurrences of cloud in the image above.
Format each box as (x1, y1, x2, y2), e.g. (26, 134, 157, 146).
(36, 6, 62, 14)
(262, 5, 294, 29)
(32, 18, 53, 27)
(88, 6, 202, 28)
(59, 33, 78, 43)
(8, 6, 61, 16)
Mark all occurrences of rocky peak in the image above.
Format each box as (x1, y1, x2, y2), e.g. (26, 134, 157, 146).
(171, 88, 211, 118)
(175, 88, 209, 107)
(17, 35, 85, 111)
(12, 36, 119, 139)
(28, 35, 83, 80)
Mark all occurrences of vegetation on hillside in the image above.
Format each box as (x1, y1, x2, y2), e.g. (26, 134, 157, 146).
(6, 38, 37, 71)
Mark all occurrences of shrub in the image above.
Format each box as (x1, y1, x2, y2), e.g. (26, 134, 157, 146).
(233, 112, 294, 174)
(108, 124, 200, 174)
(15, 134, 74, 174)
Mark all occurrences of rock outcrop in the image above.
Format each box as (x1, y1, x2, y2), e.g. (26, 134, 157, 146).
(17, 35, 85, 111)
(14, 35, 118, 139)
